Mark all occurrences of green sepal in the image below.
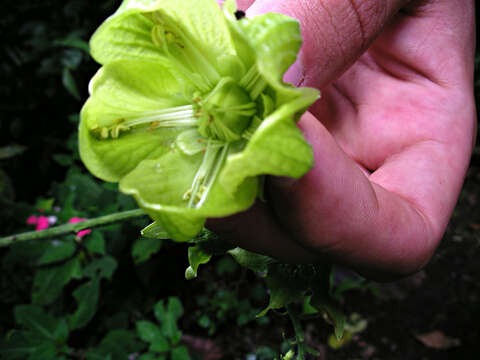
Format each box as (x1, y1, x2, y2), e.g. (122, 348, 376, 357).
(185, 245, 212, 280)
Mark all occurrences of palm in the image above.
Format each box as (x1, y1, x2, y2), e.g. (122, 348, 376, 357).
(214, 0, 475, 277)
(310, 10, 460, 171)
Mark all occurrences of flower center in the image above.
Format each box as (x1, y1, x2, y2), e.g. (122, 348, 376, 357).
(196, 78, 257, 142)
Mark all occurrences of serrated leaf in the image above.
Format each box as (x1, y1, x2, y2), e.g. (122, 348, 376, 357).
(83, 256, 118, 279)
(69, 278, 101, 330)
(132, 237, 163, 264)
(185, 245, 212, 279)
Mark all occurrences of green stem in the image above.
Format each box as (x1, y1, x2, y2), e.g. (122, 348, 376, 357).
(0, 209, 146, 247)
(286, 304, 306, 360)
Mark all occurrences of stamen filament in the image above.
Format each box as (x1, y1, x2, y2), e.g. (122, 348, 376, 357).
(196, 143, 229, 207)
(185, 139, 229, 208)
(240, 65, 267, 100)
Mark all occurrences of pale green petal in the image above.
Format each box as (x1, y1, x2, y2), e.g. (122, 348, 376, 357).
(79, 114, 182, 183)
(79, 60, 189, 182)
(220, 88, 318, 192)
(90, 12, 162, 64)
(118, 148, 257, 241)
(92, 0, 237, 82)
(149, 211, 205, 242)
(230, 11, 311, 104)
(84, 60, 189, 128)
(240, 13, 302, 87)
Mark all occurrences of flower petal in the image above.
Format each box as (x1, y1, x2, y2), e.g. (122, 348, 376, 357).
(119, 147, 257, 241)
(220, 88, 319, 193)
(91, 0, 238, 83)
(79, 60, 190, 182)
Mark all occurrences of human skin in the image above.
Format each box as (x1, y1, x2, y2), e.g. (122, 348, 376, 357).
(211, 0, 477, 280)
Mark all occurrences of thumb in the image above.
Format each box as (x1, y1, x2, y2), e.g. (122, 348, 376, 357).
(246, 0, 409, 87)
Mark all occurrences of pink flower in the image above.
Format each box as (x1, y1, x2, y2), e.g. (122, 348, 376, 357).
(26, 215, 50, 231)
(68, 217, 91, 238)
(36, 216, 50, 231)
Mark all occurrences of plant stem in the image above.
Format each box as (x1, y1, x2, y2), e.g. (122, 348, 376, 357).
(286, 304, 306, 360)
(0, 209, 146, 247)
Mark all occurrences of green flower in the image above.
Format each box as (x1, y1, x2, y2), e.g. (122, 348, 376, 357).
(79, 0, 319, 241)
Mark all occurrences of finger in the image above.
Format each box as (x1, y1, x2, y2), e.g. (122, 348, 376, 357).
(246, 0, 410, 87)
(267, 112, 439, 277)
(216, 0, 255, 10)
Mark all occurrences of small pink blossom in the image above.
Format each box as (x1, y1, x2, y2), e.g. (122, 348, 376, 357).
(68, 217, 91, 238)
(26, 215, 38, 225)
(26, 215, 50, 231)
(36, 216, 50, 231)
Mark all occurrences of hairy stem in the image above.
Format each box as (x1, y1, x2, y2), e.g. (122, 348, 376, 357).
(0, 209, 146, 247)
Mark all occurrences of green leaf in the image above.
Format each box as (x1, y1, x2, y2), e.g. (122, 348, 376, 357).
(132, 237, 164, 264)
(0, 144, 27, 159)
(90, 330, 143, 360)
(141, 221, 170, 239)
(185, 245, 212, 279)
(228, 247, 273, 273)
(62, 67, 81, 100)
(32, 257, 82, 305)
(311, 295, 346, 341)
(14, 305, 63, 340)
(53, 153, 74, 166)
(79, 60, 189, 182)
(153, 298, 183, 344)
(0, 331, 44, 359)
(83, 256, 118, 280)
(69, 278, 101, 330)
(26, 341, 59, 360)
(258, 269, 305, 317)
(171, 345, 191, 360)
(36, 240, 76, 265)
(136, 321, 170, 352)
(85, 231, 106, 255)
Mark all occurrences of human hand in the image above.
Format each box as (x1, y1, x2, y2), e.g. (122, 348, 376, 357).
(211, 0, 477, 279)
